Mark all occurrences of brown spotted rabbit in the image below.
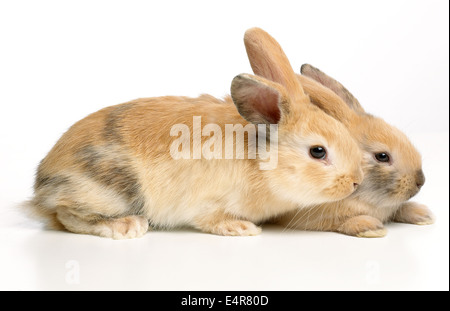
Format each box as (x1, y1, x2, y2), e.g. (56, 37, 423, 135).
(25, 29, 363, 239)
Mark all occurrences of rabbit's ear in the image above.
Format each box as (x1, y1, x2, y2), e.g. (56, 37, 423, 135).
(296, 73, 357, 126)
(244, 28, 305, 101)
(301, 64, 365, 114)
(231, 74, 289, 125)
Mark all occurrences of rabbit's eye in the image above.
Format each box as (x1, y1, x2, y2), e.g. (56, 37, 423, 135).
(375, 152, 390, 163)
(310, 146, 327, 160)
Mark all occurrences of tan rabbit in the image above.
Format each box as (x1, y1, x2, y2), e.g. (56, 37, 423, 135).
(273, 65, 434, 237)
(26, 28, 363, 239)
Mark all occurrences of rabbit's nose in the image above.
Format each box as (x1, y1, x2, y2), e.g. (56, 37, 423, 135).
(416, 170, 425, 189)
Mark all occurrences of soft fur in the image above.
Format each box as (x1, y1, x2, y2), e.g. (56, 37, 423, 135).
(27, 28, 363, 239)
(275, 65, 434, 237)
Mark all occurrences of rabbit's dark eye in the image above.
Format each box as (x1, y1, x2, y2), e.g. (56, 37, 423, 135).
(310, 146, 327, 160)
(375, 152, 390, 163)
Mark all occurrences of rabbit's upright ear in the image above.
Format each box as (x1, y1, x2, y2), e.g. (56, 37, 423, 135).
(301, 64, 365, 114)
(244, 28, 306, 101)
(231, 74, 289, 125)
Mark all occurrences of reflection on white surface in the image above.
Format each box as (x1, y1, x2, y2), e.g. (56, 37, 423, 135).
(0, 210, 447, 290)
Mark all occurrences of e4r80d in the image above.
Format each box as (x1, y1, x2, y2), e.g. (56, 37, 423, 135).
(225, 296, 269, 306)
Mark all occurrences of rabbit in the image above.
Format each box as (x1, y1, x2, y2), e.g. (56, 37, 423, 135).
(272, 64, 434, 237)
(26, 28, 363, 239)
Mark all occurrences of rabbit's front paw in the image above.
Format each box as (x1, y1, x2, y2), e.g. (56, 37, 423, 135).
(338, 215, 386, 238)
(393, 202, 434, 225)
(210, 220, 262, 236)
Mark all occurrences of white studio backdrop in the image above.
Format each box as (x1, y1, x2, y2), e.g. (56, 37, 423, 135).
(0, 0, 448, 204)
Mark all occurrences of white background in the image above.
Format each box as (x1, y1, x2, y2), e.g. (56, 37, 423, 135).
(0, 0, 448, 291)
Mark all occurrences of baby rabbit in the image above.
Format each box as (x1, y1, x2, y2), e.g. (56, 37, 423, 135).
(275, 65, 434, 237)
(27, 28, 363, 239)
